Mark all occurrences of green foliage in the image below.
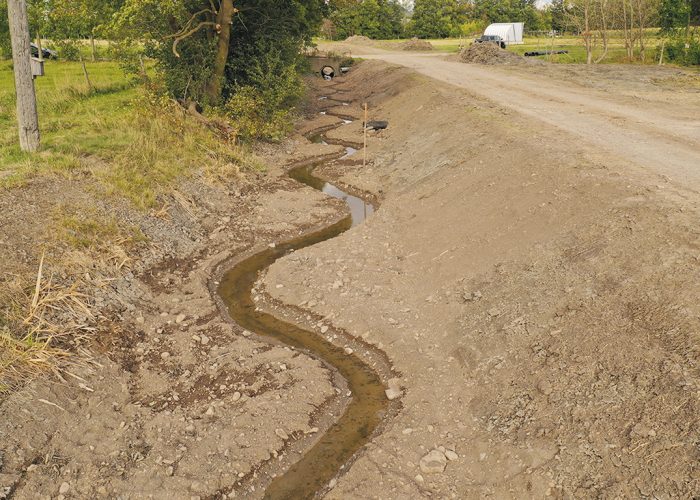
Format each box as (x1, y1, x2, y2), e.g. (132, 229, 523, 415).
(224, 47, 305, 141)
(109, 0, 322, 118)
(460, 19, 487, 36)
(0, 2, 10, 58)
(473, 0, 544, 31)
(329, 0, 405, 40)
(408, 0, 468, 38)
(658, 0, 691, 33)
(662, 36, 700, 64)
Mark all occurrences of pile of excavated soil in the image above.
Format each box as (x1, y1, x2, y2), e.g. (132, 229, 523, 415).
(460, 42, 529, 65)
(399, 38, 433, 51)
(344, 35, 373, 45)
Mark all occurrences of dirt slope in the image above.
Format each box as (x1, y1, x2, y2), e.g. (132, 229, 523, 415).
(319, 44, 700, 187)
(263, 61, 700, 497)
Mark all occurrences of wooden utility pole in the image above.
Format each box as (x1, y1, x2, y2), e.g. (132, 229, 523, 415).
(7, 0, 40, 152)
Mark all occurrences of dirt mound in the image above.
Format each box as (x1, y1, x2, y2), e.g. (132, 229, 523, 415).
(344, 35, 373, 45)
(460, 42, 528, 65)
(399, 38, 433, 51)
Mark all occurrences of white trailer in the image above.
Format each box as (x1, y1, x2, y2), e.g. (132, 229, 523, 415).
(483, 23, 524, 45)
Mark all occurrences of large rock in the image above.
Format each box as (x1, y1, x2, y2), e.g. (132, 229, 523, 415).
(419, 449, 447, 474)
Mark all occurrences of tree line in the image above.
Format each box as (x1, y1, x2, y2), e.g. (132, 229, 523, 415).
(325, 0, 547, 39)
(324, 0, 699, 64)
(556, 0, 699, 63)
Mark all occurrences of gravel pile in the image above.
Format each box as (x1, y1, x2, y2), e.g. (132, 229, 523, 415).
(345, 35, 373, 44)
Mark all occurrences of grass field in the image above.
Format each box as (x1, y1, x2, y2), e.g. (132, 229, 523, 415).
(0, 60, 252, 207)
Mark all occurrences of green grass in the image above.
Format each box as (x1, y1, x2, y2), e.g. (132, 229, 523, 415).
(0, 60, 137, 186)
(0, 60, 257, 208)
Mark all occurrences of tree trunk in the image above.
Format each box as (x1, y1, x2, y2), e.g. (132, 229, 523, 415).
(7, 0, 40, 152)
(584, 3, 593, 64)
(636, 0, 646, 62)
(594, 0, 609, 64)
(79, 53, 93, 91)
(90, 34, 96, 62)
(205, 0, 235, 104)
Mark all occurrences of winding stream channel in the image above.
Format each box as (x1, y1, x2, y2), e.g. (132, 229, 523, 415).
(217, 90, 387, 498)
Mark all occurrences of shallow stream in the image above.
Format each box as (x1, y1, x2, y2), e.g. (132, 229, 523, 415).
(217, 103, 385, 498)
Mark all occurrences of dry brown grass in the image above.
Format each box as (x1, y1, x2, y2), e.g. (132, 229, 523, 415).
(0, 254, 93, 395)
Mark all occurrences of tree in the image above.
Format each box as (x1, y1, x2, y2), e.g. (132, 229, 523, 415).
(659, 0, 691, 33)
(110, 0, 324, 104)
(329, 0, 405, 40)
(409, 0, 467, 38)
(473, 0, 544, 30)
(46, 0, 123, 61)
(549, 0, 570, 32)
(567, 0, 595, 63)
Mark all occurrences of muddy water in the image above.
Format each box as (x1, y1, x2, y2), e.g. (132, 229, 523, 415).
(218, 118, 384, 498)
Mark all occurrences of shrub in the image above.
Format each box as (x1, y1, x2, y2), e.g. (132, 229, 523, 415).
(661, 37, 700, 65)
(224, 47, 304, 142)
(53, 39, 82, 61)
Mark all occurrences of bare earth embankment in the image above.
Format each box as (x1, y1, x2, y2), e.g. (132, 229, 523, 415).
(1, 50, 700, 498)
(263, 56, 700, 497)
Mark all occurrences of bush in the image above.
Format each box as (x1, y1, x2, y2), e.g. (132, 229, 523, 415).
(661, 37, 700, 65)
(224, 48, 304, 142)
(53, 40, 81, 61)
(460, 20, 487, 37)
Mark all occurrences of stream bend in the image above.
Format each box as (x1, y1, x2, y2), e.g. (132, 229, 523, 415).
(217, 88, 390, 499)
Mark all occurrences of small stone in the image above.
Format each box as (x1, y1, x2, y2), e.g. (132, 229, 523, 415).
(200, 334, 210, 346)
(385, 387, 402, 400)
(275, 428, 289, 440)
(176, 314, 186, 324)
(344, 347, 353, 355)
(232, 392, 241, 402)
(445, 450, 458, 461)
(59, 482, 70, 494)
(268, 243, 276, 248)
(537, 380, 553, 395)
(26, 464, 38, 472)
(166, 466, 174, 476)
(414, 474, 424, 483)
(487, 308, 501, 317)
(320, 325, 329, 334)
(135, 316, 145, 325)
(161, 352, 170, 359)
(205, 406, 215, 416)
(419, 449, 447, 474)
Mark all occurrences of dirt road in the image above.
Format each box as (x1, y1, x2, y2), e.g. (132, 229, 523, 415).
(332, 47, 700, 188)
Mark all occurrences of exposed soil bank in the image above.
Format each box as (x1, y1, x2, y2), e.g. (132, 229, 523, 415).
(264, 61, 700, 497)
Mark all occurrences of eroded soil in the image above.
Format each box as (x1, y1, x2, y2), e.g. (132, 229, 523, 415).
(2, 54, 700, 500)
